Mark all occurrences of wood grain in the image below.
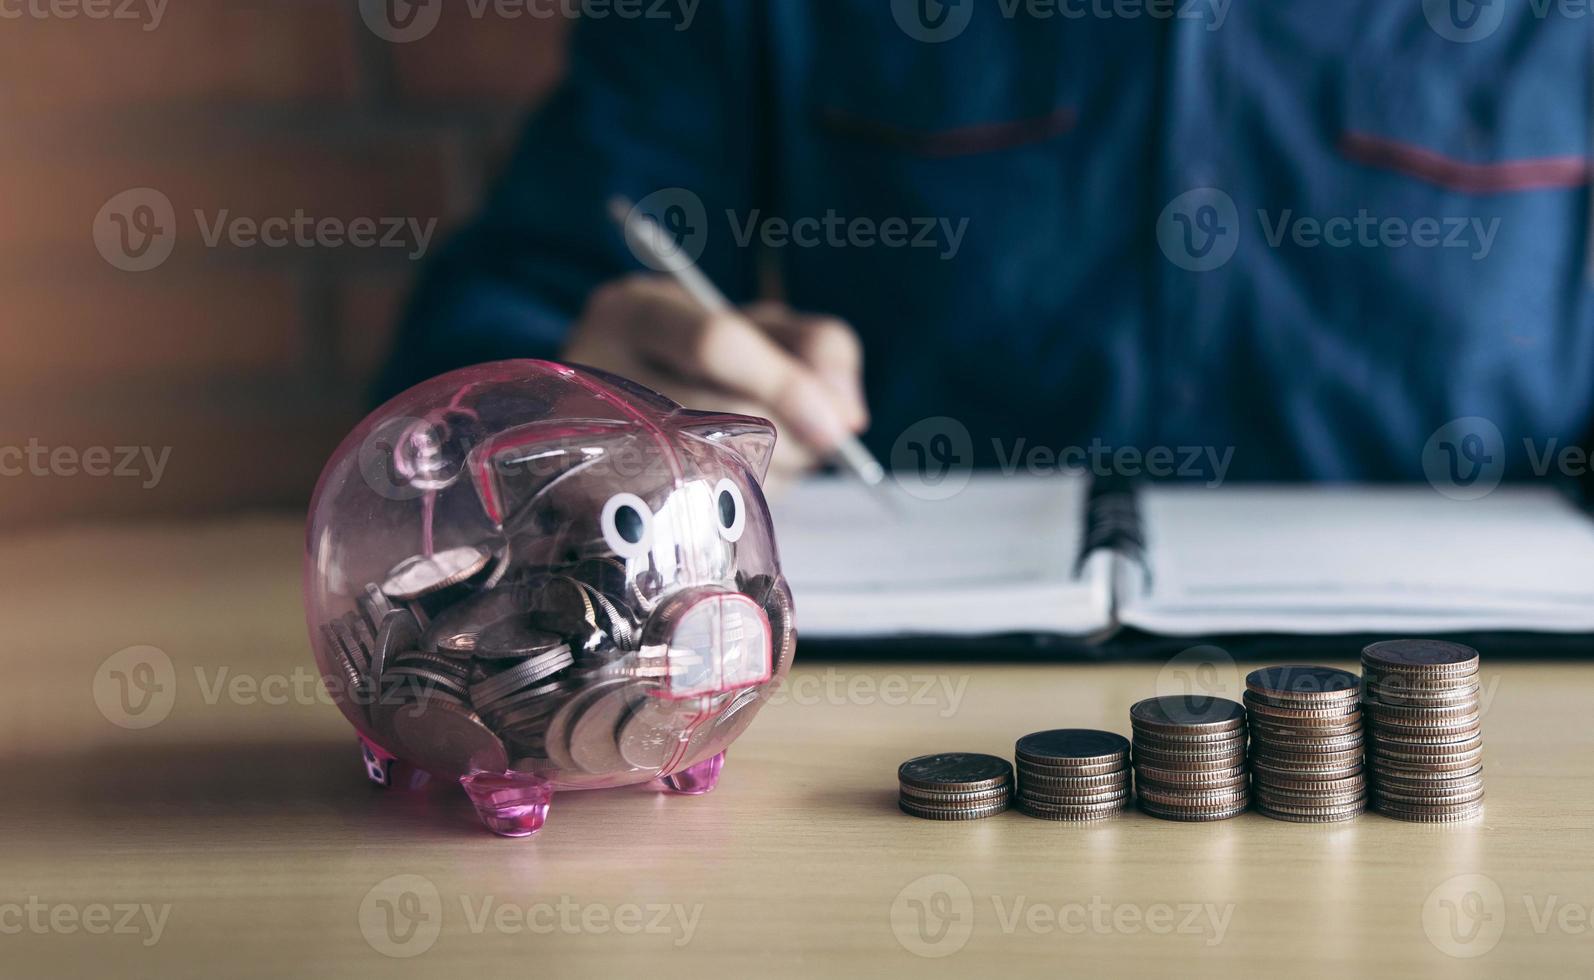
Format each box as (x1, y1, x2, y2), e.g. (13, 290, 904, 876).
(2, 518, 1590, 978)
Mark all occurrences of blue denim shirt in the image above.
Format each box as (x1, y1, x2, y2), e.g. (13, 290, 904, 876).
(384, 2, 1594, 482)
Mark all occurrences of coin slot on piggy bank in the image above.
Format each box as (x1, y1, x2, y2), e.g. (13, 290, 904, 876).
(303, 361, 796, 838)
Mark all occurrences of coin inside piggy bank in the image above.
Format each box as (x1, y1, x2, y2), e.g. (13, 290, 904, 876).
(304, 361, 795, 837)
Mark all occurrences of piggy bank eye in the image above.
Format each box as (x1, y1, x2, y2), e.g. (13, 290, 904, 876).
(714, 478, 746, 542)
(601, 492, 654, 559)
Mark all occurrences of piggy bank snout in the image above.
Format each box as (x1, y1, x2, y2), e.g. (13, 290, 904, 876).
(643, 587, 772, 699)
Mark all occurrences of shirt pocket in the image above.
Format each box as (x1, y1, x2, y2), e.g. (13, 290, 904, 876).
(1338, 23, 1590, 194)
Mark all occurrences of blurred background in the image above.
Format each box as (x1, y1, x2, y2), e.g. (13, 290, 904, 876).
(2, 3, 570, 526)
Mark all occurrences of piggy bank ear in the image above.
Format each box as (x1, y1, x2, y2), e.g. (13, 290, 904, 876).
(676, 411, 778, 482)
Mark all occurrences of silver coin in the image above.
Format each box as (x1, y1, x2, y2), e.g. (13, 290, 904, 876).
(371, 607, 422, 692)
(381, 545, 491, 601)
(474, 619, 567, 661)
(330, 616, 369, 675)
(468, 644, 573, 706)
(357, 583, 396, 635)
(543, 679, 630, 772)
(421, 587, 529, 656)
(391, 697, 508, 776)
(568, 685, 640, 774)
(617, 696, 704, 770)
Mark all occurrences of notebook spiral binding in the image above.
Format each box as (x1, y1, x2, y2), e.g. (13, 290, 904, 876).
(1072, 474, 1152, 591)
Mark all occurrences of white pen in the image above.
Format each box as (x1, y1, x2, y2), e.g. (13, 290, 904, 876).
(608, 196, 898, 509)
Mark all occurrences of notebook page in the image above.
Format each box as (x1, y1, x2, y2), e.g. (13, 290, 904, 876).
(772, 472, 1112, 637)
(1122, 485, 1594, 634)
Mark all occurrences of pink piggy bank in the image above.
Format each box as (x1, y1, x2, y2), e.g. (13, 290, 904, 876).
(303, 361, 795, 837)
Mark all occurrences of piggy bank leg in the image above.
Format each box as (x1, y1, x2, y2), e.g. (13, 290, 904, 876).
(359, 736, 430, 790)
(659, 751, 726, 796)
(459, 771, 554, 838)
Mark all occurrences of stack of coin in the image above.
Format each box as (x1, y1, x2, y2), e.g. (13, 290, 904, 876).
(1245, 666, 1366, 823)
(1362, 640, 1484, 822)
(1012, 730, 1132, 821)
(898, 753, 1013, 820)
(1130, 697, 1249, 821)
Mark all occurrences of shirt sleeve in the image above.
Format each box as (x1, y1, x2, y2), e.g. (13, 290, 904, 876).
(377, 6, 767, 400)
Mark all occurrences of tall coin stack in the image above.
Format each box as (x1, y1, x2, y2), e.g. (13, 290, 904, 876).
(1362, 640, 1485, 822)
(1130, 697, 1249, 821)
(897, 753, 1014, 820)
(1245, 666, 1365, 823)
(1013, 730, 1132, 821)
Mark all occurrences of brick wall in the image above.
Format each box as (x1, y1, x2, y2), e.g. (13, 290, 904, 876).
(0, 1, 570, 526)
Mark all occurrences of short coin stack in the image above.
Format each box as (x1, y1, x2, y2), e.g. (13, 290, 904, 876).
(1130, 697, 1249, 821)
(1013, 729, 1132, 821)
(897, 753, 1014, 820)
(1362, 640, 1485, 822)
(1245, 666, 1366, 823)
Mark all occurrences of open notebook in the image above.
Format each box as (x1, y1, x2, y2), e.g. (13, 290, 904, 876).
(773, 473, 1594, 639)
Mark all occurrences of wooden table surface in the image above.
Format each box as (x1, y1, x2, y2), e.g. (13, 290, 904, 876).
(4, 517, 1591, 978)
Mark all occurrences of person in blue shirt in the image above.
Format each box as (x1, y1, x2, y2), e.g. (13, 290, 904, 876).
(381, 2, 1594, 490)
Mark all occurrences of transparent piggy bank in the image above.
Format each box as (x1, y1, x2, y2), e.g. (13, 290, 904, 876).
(303, 361, 795, 836)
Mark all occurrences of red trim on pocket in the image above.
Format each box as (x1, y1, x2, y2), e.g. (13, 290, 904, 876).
(1341, 131, 1590, 194)
(820, 106, 1077, 158)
